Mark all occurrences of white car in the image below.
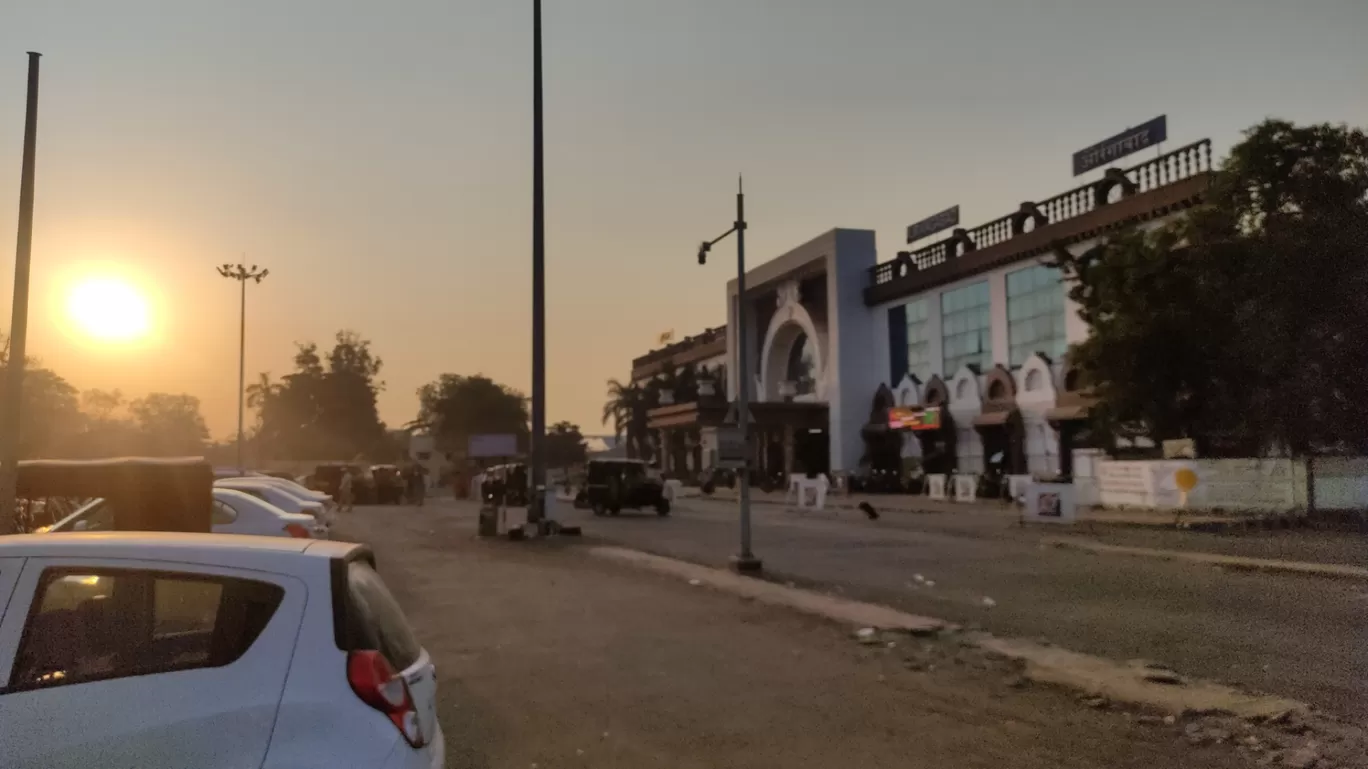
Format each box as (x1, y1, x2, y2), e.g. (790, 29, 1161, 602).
(252, 477, 335, 508)
(0, 533, 445, 769)
(214, 472, 336, 508)
(216, 479, 334, 528)
(42, 488, 326, 540)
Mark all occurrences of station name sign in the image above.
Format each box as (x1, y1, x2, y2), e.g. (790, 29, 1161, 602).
(905, 205, 960, 244)
(1072, 115, 1168, 176)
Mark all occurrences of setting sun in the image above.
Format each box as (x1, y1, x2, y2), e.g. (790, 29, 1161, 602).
(66, 277, 151, 343)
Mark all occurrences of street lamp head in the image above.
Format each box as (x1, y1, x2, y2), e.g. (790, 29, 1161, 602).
(697, 241, 711, 265)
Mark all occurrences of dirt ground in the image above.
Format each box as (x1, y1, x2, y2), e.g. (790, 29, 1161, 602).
(334, 503, 1264, 769)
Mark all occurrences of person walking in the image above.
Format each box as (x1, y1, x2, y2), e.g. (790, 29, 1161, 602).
(338, 469, 355, 512)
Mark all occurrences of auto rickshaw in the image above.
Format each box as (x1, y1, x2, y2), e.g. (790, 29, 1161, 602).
(16, 456, 214, 533)
(581, 458, 670, 517)
(369, 464, 404, 504)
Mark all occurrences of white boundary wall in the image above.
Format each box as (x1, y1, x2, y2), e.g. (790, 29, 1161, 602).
(1082, 455, 1368, 513)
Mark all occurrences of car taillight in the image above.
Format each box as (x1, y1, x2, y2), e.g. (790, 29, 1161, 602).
(284, 522, 312, 538)
(347, 650, 426, 747)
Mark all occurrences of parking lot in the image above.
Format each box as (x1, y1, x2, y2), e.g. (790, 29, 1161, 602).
(340, 500, 1248, 769)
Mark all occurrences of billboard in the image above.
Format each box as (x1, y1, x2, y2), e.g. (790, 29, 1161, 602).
(468, 433, 519, 459)
(888, 406, 942, 431)
(1072, 115, 1168, 176)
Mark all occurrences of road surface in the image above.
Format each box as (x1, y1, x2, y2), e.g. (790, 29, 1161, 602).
(559, 495, 1368, 722)
(338, 503, 1249, 769)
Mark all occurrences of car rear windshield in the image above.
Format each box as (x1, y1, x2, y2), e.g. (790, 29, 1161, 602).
(338, 561, 423, 671)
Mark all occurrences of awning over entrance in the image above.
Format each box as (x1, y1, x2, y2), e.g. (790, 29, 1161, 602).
(645, 401, 729, 431)
(1045, 404, 1091, 422)
(973, 410, 1012, 427)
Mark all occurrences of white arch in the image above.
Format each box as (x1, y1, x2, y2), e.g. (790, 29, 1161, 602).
(1014, 353, 1058, 406)
(895, 374, 921, 407)
(948, 365, 982, 413)
(759, 300, 825, 402)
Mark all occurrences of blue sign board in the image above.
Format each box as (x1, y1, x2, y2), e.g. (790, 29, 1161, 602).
(1071, 115, 1168, 176)
(905, 205, 960, 244)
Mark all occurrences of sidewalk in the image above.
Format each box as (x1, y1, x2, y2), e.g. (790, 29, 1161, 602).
(337, 503, 1253, 769)
(692, 485, 1237, 529)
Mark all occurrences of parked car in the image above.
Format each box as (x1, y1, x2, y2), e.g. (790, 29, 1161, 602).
(39, 488, 326, 540)
(216, 478, 334, 530)
(370, 465, 405, 505)
(243, 476, 336, 510)
(580, 458, 670, 516)
(0, 533, 444, 768)
(313, 464, 377, 505)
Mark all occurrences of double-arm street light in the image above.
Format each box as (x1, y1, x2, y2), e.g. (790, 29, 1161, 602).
(217, 263, 269, 473)
(697, 178, 761, 573)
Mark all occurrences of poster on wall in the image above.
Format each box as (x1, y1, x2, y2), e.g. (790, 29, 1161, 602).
(1023, 483, 1077, 524)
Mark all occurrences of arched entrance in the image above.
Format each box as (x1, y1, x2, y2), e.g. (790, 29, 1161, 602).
(860, 384, 901, 475)
(916, 376, 957, 475)
(974, 365, 1026, 477)
(785, 332, 818, 397)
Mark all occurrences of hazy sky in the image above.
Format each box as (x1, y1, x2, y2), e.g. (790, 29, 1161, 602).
(2, 0, 1365, 439)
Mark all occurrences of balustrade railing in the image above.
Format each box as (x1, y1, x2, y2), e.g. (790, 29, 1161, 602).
(869, 139, 1213, 287)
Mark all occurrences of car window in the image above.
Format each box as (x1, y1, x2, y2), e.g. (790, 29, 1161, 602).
(211, 500, 238, 525)
(7, 568, 284, 692)
(54, 500, 114, 532)
(345, 562, 422, 671)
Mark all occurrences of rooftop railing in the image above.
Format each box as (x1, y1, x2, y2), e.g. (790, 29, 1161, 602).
(870, 139, 1213, 286)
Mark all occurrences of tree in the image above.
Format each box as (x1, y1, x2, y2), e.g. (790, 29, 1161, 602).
(128, 393, 211, 456)
(0, 367, 83, 458)
(415, 374, 529, 457)
(76, 388, 141, 458)
(602, 378, 651, 460)
(252, 331, 391, 460)
(1053, 119, 1368, 455)
(545, 421, 587, 468)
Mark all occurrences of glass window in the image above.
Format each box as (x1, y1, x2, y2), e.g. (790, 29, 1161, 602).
(941, 281, 992, 374)
(785, 333, 817, 396)
(1006, 264, 1066, 365)
(10, 569, 283, 691)
(902, 298, 933, 383)
(345, 562, 423, 671)
(211, 500, 237, 526)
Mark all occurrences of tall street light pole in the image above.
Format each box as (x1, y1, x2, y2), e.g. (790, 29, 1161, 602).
(217, 263, 269, 473)
(529, 0, 548, 529)
(0, 52, 44, 535)
(697, 177, 761, 573)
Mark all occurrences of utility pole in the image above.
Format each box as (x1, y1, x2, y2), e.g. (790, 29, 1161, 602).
(0, 52, 44, 535)
(529, 0, 548, 529)
(217, 263, 269, 473)
(697, 177, 761, 572)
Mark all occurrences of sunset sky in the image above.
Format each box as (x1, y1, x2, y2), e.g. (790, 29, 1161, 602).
(2, 0, 1364, 439)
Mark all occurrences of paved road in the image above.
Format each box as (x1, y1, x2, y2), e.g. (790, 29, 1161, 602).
(560, 496, 1368, 722)
(338, 503, 1246, 769)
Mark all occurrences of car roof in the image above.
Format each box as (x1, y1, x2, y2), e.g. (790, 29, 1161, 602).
(0, 532, 362, 573)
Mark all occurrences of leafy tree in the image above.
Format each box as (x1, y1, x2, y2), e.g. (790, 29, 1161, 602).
(414, 374, 529, 456)
(0, 367, 83, 458)
(75, 388, 141, 457)
(1053, 119, 1368, 455)
(128, 393, 211, 456)
(545, 421, 587, 468)
(252, 330, 390, 459)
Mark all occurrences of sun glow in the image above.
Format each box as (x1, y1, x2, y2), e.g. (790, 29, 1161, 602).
(65, 277, 152, 343)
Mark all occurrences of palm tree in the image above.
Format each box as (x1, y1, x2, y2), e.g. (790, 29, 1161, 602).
(245, 372, 278, 413)
(602, 378, 648, 459)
